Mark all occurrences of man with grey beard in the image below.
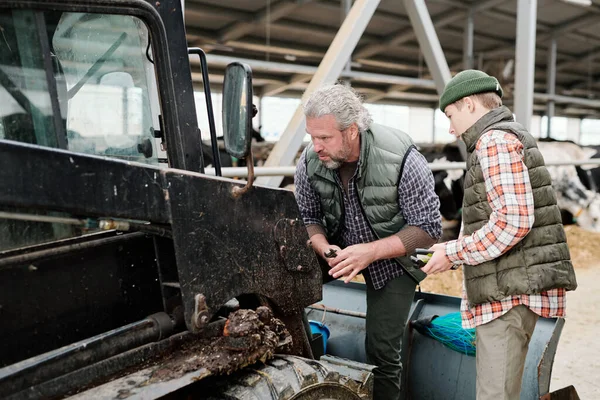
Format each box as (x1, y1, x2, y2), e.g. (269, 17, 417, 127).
(294, 83, 442, 400)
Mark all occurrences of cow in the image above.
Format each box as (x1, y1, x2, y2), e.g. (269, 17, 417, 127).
(537, 138, 600, 193)
(418, 142, 465, 240)
(419, 139, 600, 239)
(574, 144, 600, 193)
(536, 141, 600, 232)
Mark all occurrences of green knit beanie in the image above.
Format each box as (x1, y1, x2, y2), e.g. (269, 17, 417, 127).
(439, 70, 503, 112)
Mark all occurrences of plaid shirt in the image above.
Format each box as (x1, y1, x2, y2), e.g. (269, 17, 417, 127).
(295, 147, 442, 290)
(445, 130, 567, 328)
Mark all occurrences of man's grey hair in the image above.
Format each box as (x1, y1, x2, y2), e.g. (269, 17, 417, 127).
(303, 83, 372, 133)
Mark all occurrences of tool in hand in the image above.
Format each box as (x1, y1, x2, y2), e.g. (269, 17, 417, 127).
(324, 248, 338, 258)
(410, 248, 433, 269)
(410, 248, 460, 270)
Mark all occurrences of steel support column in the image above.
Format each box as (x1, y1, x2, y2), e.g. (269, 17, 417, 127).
(432, 108, 437, 142)
(343, 0, 352, 73)
(513, 0, 537, 130)
(403, 0, 452, 94)
(463, 9, 474, 70)
(257, 0, 381, 187)
(546, 36, 557, 138)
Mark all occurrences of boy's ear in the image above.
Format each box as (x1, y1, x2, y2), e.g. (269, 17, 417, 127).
(464, 96, 475, 112)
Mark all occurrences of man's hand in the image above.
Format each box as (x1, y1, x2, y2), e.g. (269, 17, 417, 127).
(307, 234, 341, 261)
(328, 243, 376, 283)
(321, 244, 342, 260)
(421, 243, 454, 275)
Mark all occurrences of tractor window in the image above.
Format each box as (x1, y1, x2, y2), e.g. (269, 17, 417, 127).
(0, 9, 159, 163)
(0, 8, 161, 251)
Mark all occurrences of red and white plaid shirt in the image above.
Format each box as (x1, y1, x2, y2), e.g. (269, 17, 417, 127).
(445, 130, 566, 329)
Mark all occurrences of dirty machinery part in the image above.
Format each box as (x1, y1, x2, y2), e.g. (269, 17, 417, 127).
(198, 355, 373, 400)
(62, 309, 374, 400)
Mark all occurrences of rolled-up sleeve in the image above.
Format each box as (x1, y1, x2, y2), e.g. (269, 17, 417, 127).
(294, 151, 324, 229)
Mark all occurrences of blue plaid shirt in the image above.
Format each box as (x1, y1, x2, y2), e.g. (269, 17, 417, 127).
(295, 147, 442, 289)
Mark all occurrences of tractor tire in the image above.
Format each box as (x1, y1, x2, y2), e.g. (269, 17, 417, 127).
(202, 355, 374, 400)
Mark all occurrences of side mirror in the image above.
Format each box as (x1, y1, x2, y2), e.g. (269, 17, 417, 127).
(222, 62, 253, 159)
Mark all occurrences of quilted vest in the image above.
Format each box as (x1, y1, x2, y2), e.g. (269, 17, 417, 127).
(461, 106, 577, 305)
(304, 123, 426, 282)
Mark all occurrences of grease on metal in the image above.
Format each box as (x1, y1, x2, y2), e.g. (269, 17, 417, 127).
(149, 307, 291, 382)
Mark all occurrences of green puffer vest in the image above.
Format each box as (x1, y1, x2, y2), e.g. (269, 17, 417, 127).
(461, 106, 577, 305)
(304, 123, 426, 283)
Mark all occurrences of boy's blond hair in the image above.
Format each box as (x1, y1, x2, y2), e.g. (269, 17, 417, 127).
(454, 92, 502, 110)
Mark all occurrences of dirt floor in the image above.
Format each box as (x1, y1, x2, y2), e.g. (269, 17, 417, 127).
(410, 225, 600, 398)
(549, 226, 600, 399)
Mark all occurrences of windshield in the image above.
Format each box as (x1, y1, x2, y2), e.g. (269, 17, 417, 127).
(0, 9, 159, 161)
(0, 8, 161, 250)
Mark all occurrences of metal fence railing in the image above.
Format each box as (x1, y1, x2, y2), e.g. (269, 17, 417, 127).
(204, 158, 600, 179)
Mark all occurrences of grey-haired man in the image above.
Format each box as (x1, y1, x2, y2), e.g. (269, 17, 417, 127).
(294, 83, 442, 400)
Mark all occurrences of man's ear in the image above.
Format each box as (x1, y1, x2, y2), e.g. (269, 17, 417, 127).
(349, 123, 360, 140)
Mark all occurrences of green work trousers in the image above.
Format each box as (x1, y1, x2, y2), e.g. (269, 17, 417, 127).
(364, 271, 416, 400)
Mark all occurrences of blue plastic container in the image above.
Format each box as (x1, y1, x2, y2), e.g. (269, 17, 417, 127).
(309, 320, 330, 353)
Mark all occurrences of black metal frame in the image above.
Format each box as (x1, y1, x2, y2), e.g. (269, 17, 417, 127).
(0, 1, 323, 396)
(188, 47, 222, 176)
(0, 139, 322, 326)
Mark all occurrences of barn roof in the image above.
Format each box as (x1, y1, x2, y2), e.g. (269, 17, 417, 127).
(184, 0, 600, 118)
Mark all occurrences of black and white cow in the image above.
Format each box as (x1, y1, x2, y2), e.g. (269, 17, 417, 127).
(419, 142, 465, 240)
(536, 140, 600, 232)
(574, 144, 600, 193)
(420, 139, 600, 239)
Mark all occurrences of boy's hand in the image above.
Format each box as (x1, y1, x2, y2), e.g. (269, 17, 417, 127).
(421, 243, 454, 275)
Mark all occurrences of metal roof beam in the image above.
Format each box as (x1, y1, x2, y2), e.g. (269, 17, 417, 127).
(218, 0, 314, 43)
(536, 13, 599, 43)
(266, 19, 382, 43)
(535, 93, 600, 109)
(353, 0, 503, 60)
(185, 3, 250, 21)
(204, 54, 435, 89)
(258, 0, 381, 187)
(557, 46, 600, 71)
(483, 9, 600, 49)
(567, 73, 600, 90)
(404, 0, 451, 94)
(365, 84, 412, 102)
(315, 0, 410, 23)
(260, 73, 312, 96)
(480, 10, 597, 60)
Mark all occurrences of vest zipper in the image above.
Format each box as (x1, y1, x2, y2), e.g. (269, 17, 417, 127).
(354, 182, 421, 286)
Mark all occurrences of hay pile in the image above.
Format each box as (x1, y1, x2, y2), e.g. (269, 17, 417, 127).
(564, 225, 600, 270)
(351, 265, 464, 296)
(419, 269, 463, 297)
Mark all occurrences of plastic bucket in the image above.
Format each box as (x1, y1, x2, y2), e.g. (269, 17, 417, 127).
(309, 320, 330, 353)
